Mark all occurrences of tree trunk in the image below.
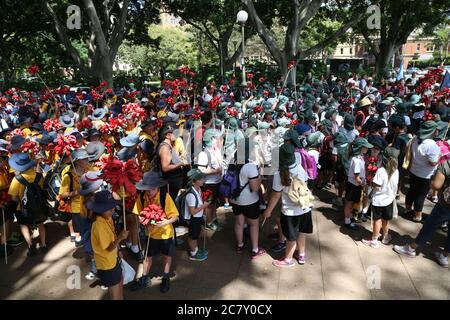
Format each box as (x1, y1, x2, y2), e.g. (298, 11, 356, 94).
(93, 55, 113, 86)
(376, 42, 396, 78)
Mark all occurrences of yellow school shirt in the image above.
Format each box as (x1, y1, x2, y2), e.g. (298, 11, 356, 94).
(139, 132, 156, 145)
(132, 190, 179, 240)
(157, 110, 167, 118)
(174, 137, 185, 160)
(91, 215, 117, 270)
(58, 166, 82, 213)
(20, 127, 32, 138)
(8, 168, 43, 210)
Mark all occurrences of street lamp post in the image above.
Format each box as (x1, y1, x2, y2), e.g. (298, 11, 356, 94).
(237, 10, 248, 87)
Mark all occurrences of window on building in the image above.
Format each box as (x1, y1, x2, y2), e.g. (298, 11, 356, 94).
(340, 48, 344, 55)
(350, 48, 353, 55)
(417, 43, 421, 51)
(426, 44, 434, 52)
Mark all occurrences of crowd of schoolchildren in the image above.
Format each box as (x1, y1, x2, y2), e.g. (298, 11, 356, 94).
(0, 67, 449, 299)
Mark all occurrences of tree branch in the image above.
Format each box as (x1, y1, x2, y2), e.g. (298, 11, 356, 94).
(298, 10, 365, 60)
(242, 0, 283, 64)
(109, 0, 130, 59)
(41, 0, 87, 73)
(83, 0, 110, 56)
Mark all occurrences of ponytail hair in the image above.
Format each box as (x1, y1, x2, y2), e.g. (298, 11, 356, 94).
(280, 168, 292, 187)
(382, 156, 398, 180)
(347, 142, 354, 160)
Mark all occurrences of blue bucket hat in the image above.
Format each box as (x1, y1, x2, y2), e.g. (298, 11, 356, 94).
(120, 133, 139, 147)
(86, 190, 118, 214)
(8, 153, 36, 172)
(79, 171, 104, 196)
(9, 135, 27, 151)
(36, 134, 55, 146)
(59, 114, 75, 128)
(136, 171, 168, 190)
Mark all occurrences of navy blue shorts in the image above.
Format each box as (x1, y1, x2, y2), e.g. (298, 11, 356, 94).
(188, 217, 204, 240)
(97, 260, 122, 287)
(147, 238, 175, 257)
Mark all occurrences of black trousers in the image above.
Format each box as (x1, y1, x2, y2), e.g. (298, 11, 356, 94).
(405, 172, 431, 212)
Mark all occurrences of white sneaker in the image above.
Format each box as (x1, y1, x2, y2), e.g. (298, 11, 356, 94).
(362, 238, 380, 248)
(259, 203, 267, 210)
(382, 233, 392, 245)
(100, 285, 108, 290)
(434, 252, 449, 268)
(224, 203, 230, 209)
(393, 245, 416, 258)
(85, 272, 96, 280)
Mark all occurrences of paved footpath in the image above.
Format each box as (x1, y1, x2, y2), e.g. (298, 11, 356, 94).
(0, 187, 448, 300)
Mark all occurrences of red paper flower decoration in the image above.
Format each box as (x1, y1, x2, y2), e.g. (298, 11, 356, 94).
(208, 96, 220, 111)
(100, 156, 143, 201)
(139, 204, 165, 226)
(9, 129, 25, 138)
(291, 119, 299, 125)
(44, 119, 64, 132)
(155, 118, 164, 129)
(259, 77, 266, 83)
(202, 189, 213, 202)
(227, 107, 238, 117)
(100, 80, 108, 87)
(253, 105, 263, 113)
(192, 109, 203, 121)
(288, 60, 297, 70)
(247, 73, 254, 79)
(77, 118, 93, 132)
(27, 65, 39, 75)
(188, 71, 196, 78)
(122, 103, 148, 123)
(423, 111, 435, 122)
(179, 65, 190, 75)
(20, 140, 40, 157)
(51, 134, 79, 157)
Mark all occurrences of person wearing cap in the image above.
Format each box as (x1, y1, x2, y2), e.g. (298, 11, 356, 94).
(343, 137, 373, 230)
(131, 171, 179, 293)
(405, 121, 440, 222)
(184, 169, 209, 261)
(339, 114, 359, 143)
(196, 129, 223, 231)
(362, 147, 399, 248)
(263, 143, 313, 267)
(229, 137, 265, 260)
(88, 190, 129, 300)
(57, 148, 91, 246)
(8, 153, 47, 256)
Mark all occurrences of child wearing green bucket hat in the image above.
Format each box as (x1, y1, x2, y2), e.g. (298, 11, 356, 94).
(343, 137, 373, 230)
(184, 168, 210, 261)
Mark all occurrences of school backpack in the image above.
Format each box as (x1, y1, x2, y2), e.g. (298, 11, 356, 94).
(336, 143, 351, 174)
(219, 162, 248, 200)
(44, 164, 71, 202)
(287, 176, 315, 210)
(297, 148, 318, 180)
(16, 173, 48, 224)
(175, 187, 199, 221)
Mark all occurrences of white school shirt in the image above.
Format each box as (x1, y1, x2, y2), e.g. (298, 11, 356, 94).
(185, 187, 203, 219)
(229, 162, 260, 206)
(371, 168, 399, 207)
(272, 162, 310, 217)
(409, 139, 440, 179)
(197, 147, 223, 184)
(348, 155, 366, 186)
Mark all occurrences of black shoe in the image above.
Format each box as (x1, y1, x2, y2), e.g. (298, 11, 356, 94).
(272, 241, 286, 253)
(75, 240, 83, 248)
(27, 245, 37, 257)
(160, 276, 170, 293)
(359, 213, 368, 223)
(344, 222, 358, 230)
(130, 275, 150, 291)
(40, 245, 48, 254)
(127, 247, 144, 262)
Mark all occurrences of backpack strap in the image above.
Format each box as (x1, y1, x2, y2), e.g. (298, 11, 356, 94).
(34, 173, 43, 184)
(15, 174, 30, 187)
(62, 171, 73, 192)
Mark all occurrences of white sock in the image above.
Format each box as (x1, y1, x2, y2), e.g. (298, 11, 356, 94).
(344, 218, 351, 224)
(299, 252, 305, 257)
(130, 245, 139, 253)
(126, 241, 132, 248)
(190, 247, 198, 256)
(252, 248, 259, 253)
(75, 236, 81, 242)
(70, 232, 76, 237)
(362, 206, 368, 214)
